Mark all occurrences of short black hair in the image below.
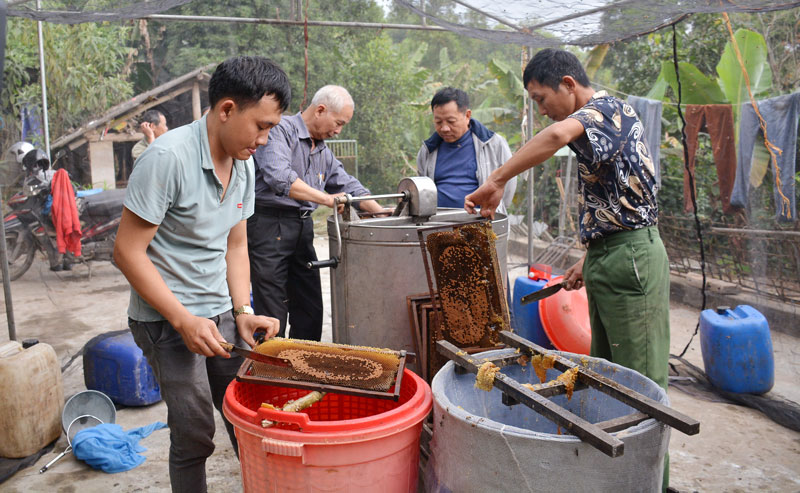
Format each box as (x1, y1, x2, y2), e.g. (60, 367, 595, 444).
(140, 109, 164, 126)
(431, 87, 469, 112)
(208, 56, 291, 112)
(523, 48, 590, 91)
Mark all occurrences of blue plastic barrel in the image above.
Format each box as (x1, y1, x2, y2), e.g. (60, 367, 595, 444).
(699, 305, 774, 394)
(83, 330, 161, 406)
(511, 266, 555, 349)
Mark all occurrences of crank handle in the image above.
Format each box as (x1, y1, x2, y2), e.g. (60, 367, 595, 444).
(307, 257, 339, 270)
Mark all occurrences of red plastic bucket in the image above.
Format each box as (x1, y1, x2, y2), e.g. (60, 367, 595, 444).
(223, 369, 432, 492)
(539, 275, 591, 354)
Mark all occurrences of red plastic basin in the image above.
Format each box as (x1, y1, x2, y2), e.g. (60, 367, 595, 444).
(223, 369, 432, 492)
(539, 275, 592, 355)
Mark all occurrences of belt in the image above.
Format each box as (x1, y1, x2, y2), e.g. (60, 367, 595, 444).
(254, 205, 313, 219)
(587, 226, 659, 250)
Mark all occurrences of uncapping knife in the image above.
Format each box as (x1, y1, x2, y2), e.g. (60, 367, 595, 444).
(219, 341, 292, 368)
(519, 282, 565, 305)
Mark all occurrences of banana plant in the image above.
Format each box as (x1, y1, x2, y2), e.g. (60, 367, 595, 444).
(647, 28, 773, 187)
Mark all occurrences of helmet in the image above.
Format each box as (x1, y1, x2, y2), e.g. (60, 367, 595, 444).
(8, 142, 34, 164)
(21, 149, 50, 172)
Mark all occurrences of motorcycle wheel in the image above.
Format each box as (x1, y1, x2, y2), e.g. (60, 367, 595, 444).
(2, 229, 37, 281)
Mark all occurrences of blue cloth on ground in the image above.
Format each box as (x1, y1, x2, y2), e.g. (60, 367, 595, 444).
(72, 421, 167, 473)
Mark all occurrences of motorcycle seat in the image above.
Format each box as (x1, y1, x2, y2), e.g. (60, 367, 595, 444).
(82, 188, 126, 219)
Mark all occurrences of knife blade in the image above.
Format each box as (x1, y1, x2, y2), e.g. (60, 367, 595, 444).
(219, 341, 292, 368)
(519, 282, 565, 305)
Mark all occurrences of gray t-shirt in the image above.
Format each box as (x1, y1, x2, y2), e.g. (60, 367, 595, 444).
(124, 115, 255, 321)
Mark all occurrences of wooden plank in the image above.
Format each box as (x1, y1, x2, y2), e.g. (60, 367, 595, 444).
(437, 340, 625, 457)
(86, 132, 143, 143)
(107, 85, 193, 129)
(52, 64, 215, 149)
(499, 331, 700, 436)
(596, 412, 650, 433)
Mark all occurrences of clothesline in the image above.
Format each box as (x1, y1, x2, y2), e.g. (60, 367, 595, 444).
(594, 78, 799, 221)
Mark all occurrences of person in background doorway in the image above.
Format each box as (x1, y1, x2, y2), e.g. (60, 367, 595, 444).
(417, 87, 516, 214)
(131, 109, 169, 161)
(464, 48, 670, 490)
(248, 85, 381, 342)
(114, 56, 289, 493)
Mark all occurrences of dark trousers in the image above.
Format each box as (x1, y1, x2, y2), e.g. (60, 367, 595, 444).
(247, 209, 323, 340)
(129, 311, 243, 493)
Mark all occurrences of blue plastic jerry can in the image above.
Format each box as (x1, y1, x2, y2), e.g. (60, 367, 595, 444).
(511, 265, 556, 349)
(83, 330, 161, 406)
(699, 305, 774, 394)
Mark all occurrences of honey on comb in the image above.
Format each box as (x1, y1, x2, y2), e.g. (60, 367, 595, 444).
(247, 337, 402, 391)
(426, 222, 508, 349)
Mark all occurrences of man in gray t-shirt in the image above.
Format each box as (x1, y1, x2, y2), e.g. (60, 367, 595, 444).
(113, 56, 289, 493)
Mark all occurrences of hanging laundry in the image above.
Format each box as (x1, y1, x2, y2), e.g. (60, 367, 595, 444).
(682, 105, 738, 214)
(730, 92, 800, 220)
(50, 168, 82, 256)
(628, 96, 663, 188)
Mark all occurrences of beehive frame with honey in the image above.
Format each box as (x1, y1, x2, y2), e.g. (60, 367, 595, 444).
(420, 220, 510, 350)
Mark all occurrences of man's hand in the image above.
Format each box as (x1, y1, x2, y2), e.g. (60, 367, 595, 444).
(234, 313, 280, 347)
(327, 192, 346, 213)
(172, 313, 230, 357)
(141, 122, 156, 143)
(465, 178, 505, 219)
(563, 254, 586, 291)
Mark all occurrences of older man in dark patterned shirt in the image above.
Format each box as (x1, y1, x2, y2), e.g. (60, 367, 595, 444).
(466, 48, 670, 489)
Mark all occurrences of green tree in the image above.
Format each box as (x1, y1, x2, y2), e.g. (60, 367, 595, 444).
(1, 18, 133, 186)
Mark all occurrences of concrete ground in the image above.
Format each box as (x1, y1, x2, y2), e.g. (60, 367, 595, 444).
(0, 234, 798, 492)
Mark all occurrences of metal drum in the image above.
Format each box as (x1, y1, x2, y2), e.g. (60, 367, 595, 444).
(327, 209, 508, 360)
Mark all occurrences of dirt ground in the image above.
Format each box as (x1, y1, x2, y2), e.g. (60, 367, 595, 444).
(0, 235, 798, 492)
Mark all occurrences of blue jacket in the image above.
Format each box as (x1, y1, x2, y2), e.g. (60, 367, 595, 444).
(417, 119, 516, 214)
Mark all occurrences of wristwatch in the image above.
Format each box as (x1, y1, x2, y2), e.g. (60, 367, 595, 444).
(233, 305, 254, 317)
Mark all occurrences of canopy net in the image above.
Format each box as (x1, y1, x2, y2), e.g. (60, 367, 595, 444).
(8, 0, 799, 46)
(8, 0, 193, 24)
(394, 0, 799, 46)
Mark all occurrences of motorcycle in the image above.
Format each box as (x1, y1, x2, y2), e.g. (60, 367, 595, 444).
(2, 143, 125, 280)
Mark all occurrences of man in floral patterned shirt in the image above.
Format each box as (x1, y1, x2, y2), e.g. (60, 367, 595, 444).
(466, 47, 670, 487)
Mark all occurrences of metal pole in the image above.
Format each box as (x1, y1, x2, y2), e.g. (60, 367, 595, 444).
(36, 0, 51, 158)
(526, 48, 535, 268)
(0, 1, 16, 341)
(0, 196, 16, 341)
(143, 13, 448, 31)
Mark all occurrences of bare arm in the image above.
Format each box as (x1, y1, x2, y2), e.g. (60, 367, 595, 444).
(289, 177, 341, 208)
(357, 199, 383, 213)
(225, 220, 280, 346)
(465, 118, 585, 218)
(113, 207, 228, 357)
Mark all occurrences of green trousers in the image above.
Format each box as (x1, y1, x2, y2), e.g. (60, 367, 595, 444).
(583, 226, 671, 490)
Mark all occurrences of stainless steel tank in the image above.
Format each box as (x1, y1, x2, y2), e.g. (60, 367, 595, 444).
(327, 209, 508, 358)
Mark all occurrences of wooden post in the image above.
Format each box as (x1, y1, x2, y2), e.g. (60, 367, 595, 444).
(192, 81, 201, 120)
(87, 134, 116, 189)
